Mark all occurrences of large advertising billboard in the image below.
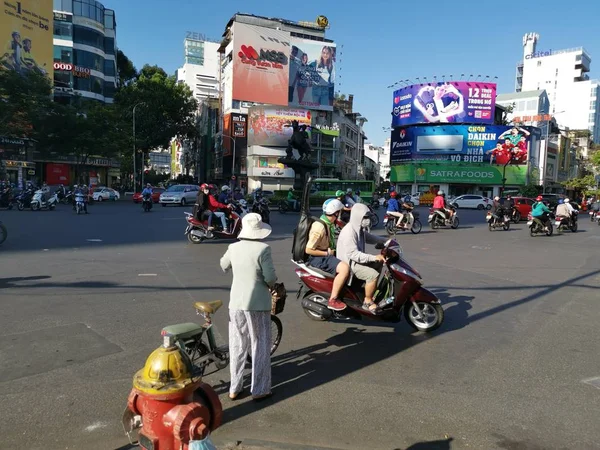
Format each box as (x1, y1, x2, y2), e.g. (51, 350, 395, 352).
(248, 106, 311, 147)
(390, 163, 527, 185)
(390, 125, 540, 166)
(1, 0, 53, 78)
(289, 38, 336, 111)
(392, 82, 496, 127)
(232, 23, 290, 106)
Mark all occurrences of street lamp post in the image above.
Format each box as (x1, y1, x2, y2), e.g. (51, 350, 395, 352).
(132, 102, 144, 192)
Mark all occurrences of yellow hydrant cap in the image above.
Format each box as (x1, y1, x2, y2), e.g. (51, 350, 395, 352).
(133, 338, 196, 395)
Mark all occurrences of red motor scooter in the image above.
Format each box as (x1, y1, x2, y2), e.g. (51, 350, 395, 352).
(184, 211, 242, 243)
(294, 239, 444, 332)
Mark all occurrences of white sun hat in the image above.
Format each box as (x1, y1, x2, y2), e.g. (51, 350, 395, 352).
(238, 213, 272, 240)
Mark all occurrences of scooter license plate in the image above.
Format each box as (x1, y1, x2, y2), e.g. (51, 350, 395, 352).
(486, 213, 492, 220)
(527, 221, 533, 226)
(383, 218, 388, 224)
(428, 214, 433, 220)
(555, 221, 561, 227)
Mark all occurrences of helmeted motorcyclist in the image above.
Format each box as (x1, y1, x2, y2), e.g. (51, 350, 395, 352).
(194, 183, 212, 227)
(433, 190, 451, 222)
(73, 184, 88, 214)
(531, 195, 550, 229)
(218, 185, 231, 204)
(141, 183, 153, 198)
(233, 187, 244, 201)
(287, 187, 298, 211)
(353, 189, 363, 204)
(209, 184, 233, 231)
(336, 203, 387, 315)
(491, 196, 504, 217)
(344, 188, 356, 207)
(386, 191, 413, 228)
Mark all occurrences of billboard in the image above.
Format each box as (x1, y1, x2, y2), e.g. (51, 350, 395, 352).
(390, 125, 540, 166)
(248, 106, 311, 147)
(289, 38, 336, 111)
(232, 23, 290, 106)
(1, 0, 53, 79)
(392, 82, 496, 127)
(390, 163, 527, 185)
(223, 113, 248, 157)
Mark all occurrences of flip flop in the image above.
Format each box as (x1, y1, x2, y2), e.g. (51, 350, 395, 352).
(362, 301, 381, 315)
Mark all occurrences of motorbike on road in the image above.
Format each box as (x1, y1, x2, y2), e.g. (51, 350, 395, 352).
(295, 239, 444, 332)
(0, 187, 14, 210)
(509, 206, 521, 223)
(252, 197, 271, 224)
(16, 189, 34, 211)
(428, 206, 459, 230)
(384, 209, 422, 235)
(184, 201, 247, 243)
(74, 193, 87, 214)
(162, 301, 283, 376)
(487, 210, 511, 231)
(30, 190, 58, 211)
(527, 213, 554, 236)
(589, 210, 600, 223)
(142, 194, 153, 212)
(555, 211, 578, 233)
(278, 199, 300, 214)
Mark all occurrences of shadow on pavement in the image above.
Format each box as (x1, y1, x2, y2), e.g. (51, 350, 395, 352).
(400, 437, 454, 449)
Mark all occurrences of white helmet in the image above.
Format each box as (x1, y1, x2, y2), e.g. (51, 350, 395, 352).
(437, 190, 444, 196)
(323, 199, 344, 215)
(238, 199, 247, 207)
(221, 185, 230, 192)
(494, 196, 500, 201)
(564, 198, 570, 203)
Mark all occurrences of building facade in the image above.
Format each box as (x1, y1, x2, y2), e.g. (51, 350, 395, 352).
(176, 34, 220, 103)
(516, 33, 600, 142)
(52, 0, 117, 104)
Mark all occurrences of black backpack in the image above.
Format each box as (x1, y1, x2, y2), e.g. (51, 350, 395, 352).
(291, 175, 329, 263)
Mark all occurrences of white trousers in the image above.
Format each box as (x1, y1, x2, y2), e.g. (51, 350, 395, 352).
(229, 310, 271, 396)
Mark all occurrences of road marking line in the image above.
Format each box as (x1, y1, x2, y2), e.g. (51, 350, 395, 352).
(86, 239, 103, 242)
(582, 376, 600, 390)
(84, 421, 107, 432)
(138, 273, 157, 277)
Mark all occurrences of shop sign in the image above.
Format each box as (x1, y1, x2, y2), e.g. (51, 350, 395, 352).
(247, 167, 294, 178)
(4, 160, 35, 168)
(390, 162, 527, 185)
(27, 169, 36, 175)
(53, 12, 72, 22)
(0, 136, 26, 146)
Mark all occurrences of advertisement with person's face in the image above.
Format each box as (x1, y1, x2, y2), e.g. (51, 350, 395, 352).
(232, 23, 290, 106)
(390, 125, 539, 166)
(392, 82, 496, 127)
(289, 39, 336, 111)
(0, 0, 53, 79)
(248, 106, 311, 147)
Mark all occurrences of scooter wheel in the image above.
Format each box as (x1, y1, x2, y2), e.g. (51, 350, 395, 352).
(303, 293, 329, 321)
(187, 233, 204, 244)
(404, 302, 444, 332)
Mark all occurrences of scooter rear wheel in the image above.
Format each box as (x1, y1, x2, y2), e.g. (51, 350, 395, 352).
(187, 233, 204, 244)
(303, 293, 329, 321)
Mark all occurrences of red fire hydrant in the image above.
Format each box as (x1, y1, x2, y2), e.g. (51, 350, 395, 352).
(122, 332, 222, 450)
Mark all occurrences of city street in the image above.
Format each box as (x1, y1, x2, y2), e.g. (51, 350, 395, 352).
(1, 200, 599, 450)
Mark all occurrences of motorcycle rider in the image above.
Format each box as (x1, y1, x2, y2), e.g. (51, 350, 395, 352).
(305, 199, 350, 311)
(433, 190, 451, 223)
(337, 203, 387, 315)
(194, 183, 213, 229)
(503, 194, 516, 218)
(387, 191, 413, 228)
(344, 188, 356, 207)
(556, 198, 570, 220)
(233, 187, 244, 201)
(209, 184, 233, 231)
(287, 187, 298, 211)
(531, 195, 550, 229)
(353, 189, 363, 204)
(40, 181, 50, 204)
(218, 185, 231, 204)
(74, 184, 88, 214)
(141, 183, 153, 206)
(590, 198, 600, 218)
(491, 196, 504, 219)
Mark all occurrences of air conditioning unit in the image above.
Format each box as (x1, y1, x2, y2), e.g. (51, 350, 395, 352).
(416, 135, 464, 153)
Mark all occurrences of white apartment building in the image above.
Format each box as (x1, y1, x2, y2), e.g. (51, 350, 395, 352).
(364, 142, 391, 183)
(176, 34, 220, 103)
(516, 32, 600, 142)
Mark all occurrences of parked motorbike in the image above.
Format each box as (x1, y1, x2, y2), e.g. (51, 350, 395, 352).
(486, 210, 511, 231)
(295, 239, 444, 332)
(61, 191, 73, 205)
(16, 189, 34, 211)
(252, 197, 271, 224)
(30, 190, 58, 211)
(0, 220, 6, 245)
(428, 206, 459, 229)
(384, 209, 422, 235)
(527, 213, 554, 236)
(555, 211, 578, 233)
(142, 194, 153, 212)
(184, 208, 243, 244)
(74, 193, 86, 214)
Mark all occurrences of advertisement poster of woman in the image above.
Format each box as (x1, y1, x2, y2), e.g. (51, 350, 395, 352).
(413, 83, 466, 123)
(288, 39, 336, 111)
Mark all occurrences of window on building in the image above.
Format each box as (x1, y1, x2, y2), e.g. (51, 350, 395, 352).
(91, 76, 103, 95)
(590, 113, 595, 122)
(576, 54, 582, 62)
(54, 70, 72, 88)
(53, 20, 72, 39)
(73, 25, 104, 49)
(104, 81, 116, 98)
(74, 76, 90, 92)
(104, 10, 115, 30)
(526, 100, 537, 110)
(232, 100, 240, 109)
(516, 101, 525, 112)
(104, 37, 115, 55)
(73, 0, 104, 23)
(537, 61, 542, 67)
(74, 49, 104, 72)
(591, 100, 597, 110)
(53, 46, 73, 63)
(54, 0, 73, 12)
(103, 60, 115, 76)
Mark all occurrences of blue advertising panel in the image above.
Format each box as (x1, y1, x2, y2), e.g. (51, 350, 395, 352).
(391, 82, 496, 127)
(390, 125, 540, 166)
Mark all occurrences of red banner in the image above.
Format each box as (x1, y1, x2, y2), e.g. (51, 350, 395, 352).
(46, 163, 70, 185)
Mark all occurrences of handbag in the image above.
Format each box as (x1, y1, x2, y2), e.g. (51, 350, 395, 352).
(271, 282, 287, 315)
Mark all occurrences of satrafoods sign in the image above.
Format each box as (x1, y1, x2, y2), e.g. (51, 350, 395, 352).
(390, 163, 527, 185)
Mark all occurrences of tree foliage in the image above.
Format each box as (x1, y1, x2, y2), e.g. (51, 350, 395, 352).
(114, 64, 198, 155)
(562, 174, 598, 195)
(116, 49, 137, 86)
(519, 184, 541, 198)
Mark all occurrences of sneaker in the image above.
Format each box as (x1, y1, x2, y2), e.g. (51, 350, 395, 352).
(327, 297, 347, 311)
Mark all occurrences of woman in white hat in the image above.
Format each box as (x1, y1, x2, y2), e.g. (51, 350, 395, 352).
(220, 212, 277, 401)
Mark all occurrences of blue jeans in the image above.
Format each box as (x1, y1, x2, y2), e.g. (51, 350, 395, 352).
(213, 211, 227, 229)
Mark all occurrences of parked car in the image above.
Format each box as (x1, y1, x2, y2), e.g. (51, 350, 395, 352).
(451, 195, 492, 210)
(92, 187, 120, 202)
(133, 187, 165, 204)
(159, 184, 199, 206)
(503, 196, 534, 221)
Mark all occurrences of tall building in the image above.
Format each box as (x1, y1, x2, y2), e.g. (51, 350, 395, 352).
(516, 32, 600, 142)
(217, 13, 338, 190)
(176, 33, 220, 103)
(52, 0, 117, 104)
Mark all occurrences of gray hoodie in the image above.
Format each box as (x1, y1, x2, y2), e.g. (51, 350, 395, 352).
(337, 203, 384, 267)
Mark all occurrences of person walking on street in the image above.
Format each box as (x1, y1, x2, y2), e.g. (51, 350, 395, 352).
(220, 213, 277, 401)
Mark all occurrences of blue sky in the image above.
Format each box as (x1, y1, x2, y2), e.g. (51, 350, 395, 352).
(107, 0, 600, 146)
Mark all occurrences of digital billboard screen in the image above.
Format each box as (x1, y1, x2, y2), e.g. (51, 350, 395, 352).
(390, 125, 540, 166)
(248, 106, 311, 147)
(392, 82, 496, 127)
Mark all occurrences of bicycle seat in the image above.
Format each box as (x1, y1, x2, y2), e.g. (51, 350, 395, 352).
(194, 300, 223, 314)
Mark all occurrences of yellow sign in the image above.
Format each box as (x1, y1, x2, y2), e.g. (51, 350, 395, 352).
(316, 15, 329, 28)
(0, 0, 53, 79)
(170, 141, 178, 174)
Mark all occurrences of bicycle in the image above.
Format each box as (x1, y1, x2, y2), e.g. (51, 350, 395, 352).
(162, 300, 283, 377)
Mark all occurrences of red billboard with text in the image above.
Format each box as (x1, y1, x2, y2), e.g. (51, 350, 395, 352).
(232, 23, 290, 106)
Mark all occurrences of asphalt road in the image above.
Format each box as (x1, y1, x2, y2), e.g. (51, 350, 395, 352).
(1, 200, 599, 450)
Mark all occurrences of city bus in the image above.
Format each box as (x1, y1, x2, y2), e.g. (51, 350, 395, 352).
(312, 178, 376, 201)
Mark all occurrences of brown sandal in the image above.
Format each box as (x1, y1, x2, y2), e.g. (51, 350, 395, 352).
(362, 301, 381, 315)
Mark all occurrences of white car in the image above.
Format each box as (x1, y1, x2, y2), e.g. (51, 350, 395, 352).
(451, 195, 492, 210)
(92, 188, 120, 202)
(159, 184, 199, 206)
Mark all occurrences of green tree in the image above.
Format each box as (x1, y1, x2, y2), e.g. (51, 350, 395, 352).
(562, 174, 598, 196)
(0, 69, 53, 139)
(116, 49, 137, 87)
